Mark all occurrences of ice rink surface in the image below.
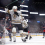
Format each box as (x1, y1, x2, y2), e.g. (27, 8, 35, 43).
(5, 36, 45, 45)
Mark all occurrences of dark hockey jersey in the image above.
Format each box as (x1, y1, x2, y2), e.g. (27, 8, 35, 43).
(2, 18, 12, 30)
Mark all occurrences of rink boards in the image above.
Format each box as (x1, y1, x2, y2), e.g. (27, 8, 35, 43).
(4, 33, 43, 38)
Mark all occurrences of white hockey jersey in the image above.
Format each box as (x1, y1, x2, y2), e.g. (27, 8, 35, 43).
(9, 10, 21, 20)
(5, 8, 22, 24)
(22, 19, 28, 28)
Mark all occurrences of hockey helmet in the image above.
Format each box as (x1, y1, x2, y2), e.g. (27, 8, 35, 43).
(12, 6, 17, 10)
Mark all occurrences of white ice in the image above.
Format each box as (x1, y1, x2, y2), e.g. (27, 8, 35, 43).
(5, 36, 45, 45)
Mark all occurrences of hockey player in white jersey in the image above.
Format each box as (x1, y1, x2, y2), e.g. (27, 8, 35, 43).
(5, 6, 23, 42)
(19, 17, 29, 42)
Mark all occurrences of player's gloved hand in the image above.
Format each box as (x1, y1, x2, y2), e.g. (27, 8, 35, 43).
(14, 12, 19, 16)
(5, 8, 8, 13)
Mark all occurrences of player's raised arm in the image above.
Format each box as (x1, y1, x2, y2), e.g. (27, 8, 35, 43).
(5, 8, 10, 13)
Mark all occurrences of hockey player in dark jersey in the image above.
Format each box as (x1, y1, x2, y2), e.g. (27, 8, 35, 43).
(43, 22, 45, 38)
(2, 13, 12, 41)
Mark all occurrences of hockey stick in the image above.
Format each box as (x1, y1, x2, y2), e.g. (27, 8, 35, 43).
(5, 0, 18, 7)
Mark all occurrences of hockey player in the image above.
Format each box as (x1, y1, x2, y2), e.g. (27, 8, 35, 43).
(2, 13, 12, 41)
(5, 6, 23, 42)
(21, 17, 29, 42)
(20, 17, 32, 42)
(43, 22, 45, 38)
(12, 26, 16, 42)
(16, 17, 29, 42)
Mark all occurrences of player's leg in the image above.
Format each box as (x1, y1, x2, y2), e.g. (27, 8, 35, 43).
(19, 29, 28, 42)
(43, 32, 44, 38)
(29, 35, 32, 40)
(20, 31, 28, 42)
(28, 31, 32, 40)
(12, 27, 16, 42)
(0, 32, 5, 44)
(15, 24, 26, 42)
(43, 32, 45, 38)
(24, 27, 28, 39)
(18, 24, 24, 41)
(8, 30, 12, 41)
(19, 30, 24, 40)
(2, 27, 7, 44)
(2, 33, 5, 44)
(24, 28, 32, 40)
(22, 27, 29, 42)
(23, 32, 28, 42)
(0, 33, 2, 44)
